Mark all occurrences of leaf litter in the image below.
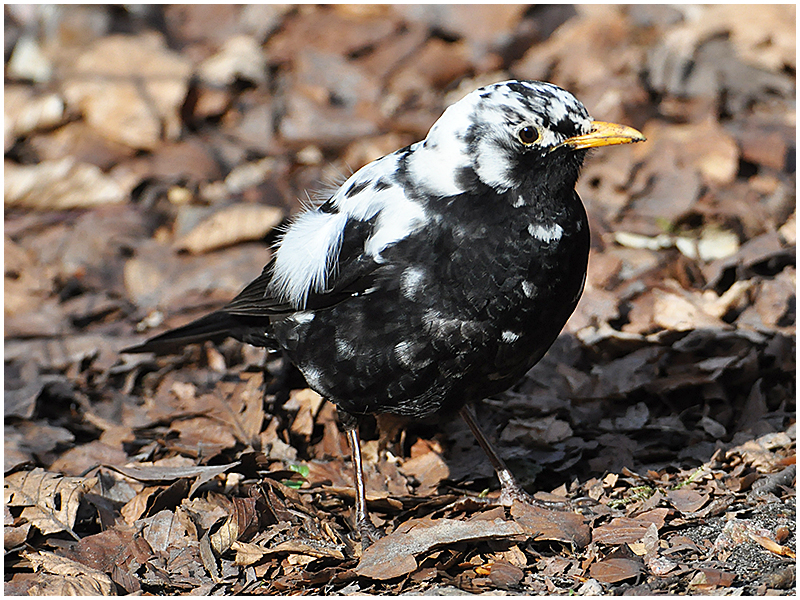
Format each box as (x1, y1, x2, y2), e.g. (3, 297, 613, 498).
(4, 4, 795, 596)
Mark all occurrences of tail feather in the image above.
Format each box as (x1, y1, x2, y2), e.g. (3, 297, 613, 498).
(122, 311, 241, 355)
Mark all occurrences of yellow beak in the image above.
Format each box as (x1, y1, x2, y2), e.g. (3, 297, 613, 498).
(558, 121, 646, 150)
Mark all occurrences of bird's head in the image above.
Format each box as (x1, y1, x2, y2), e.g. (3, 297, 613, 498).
(408, 80, 645, 196)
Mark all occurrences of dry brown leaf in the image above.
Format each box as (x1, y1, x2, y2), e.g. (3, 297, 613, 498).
(59, 526, 136, 573)
(356, 514, 525, 580)
(174, 204, 284, 254)
(61, 33, 191, 149)
(210, 497, 258, 554)
(488, 560, 525, 589)
(593, 508, 669, 545)
(690, 567, 736, 588)
(24, 550, 114, 596)
(500, 415, 574, 445)
(665, 488, 709, 514)
(141, 509, 191, 553)
(399, 449, 450, 495)
(510, 502, 591, 548)
(4, 158, 126, 210)
(4, 86, 65, 150)
(4, 469, 96, 538)
(198, 35, 267, 86)
(267, 539, 345, 560)
(4, 521, 31, 550)
(199, 530, 223, 583)
(589, 557, 642, 584)
(120, 486, 158, 525)
(284, 388, 325, 441)
(107, 462, 239, 499)
(231, 540, 266, 566)
(749, 532, 796, 559)
(652, 288, 730, 331)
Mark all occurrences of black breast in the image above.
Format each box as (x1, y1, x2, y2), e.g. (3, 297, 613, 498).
(273, 183, 590, 419)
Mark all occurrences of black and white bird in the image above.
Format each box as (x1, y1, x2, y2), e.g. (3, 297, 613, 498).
(125, 80, 644, 544)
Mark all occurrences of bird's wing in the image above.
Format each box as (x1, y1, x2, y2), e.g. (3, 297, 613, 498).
(223, 218, 389, 318)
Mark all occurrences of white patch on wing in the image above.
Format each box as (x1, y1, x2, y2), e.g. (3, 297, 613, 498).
(332, 153, 427, 260)
(335, 336, 356, 359)
(302, 364, 324, 392)
(291, 311, 315, 324)
(272, 210, 348, 307)
(363, 187, 427, 260)
(501, 330, 520, 343)
(394, 340, 415, 368)
(332, 154, 400, 219)
(407, 107, 475, 198)
(400, 266, 427, 300)
(528, 222, 563, 243)
(394, 340, 432, 370)
(521, 280, 536, 298)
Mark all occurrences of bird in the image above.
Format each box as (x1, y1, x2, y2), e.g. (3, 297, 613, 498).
(124, 80, 645, 545)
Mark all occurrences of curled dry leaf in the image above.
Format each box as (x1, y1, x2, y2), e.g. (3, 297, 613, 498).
(665, 488, 710, 514)
(174, 204, 284, 254)
(356, 514, 525, 580)
(4, 86, 65, 151)
(61, 33, 191, 150)
(689, 567, 736, 589)
(210, 497, 258, 554)
(4, 469, 96, 538)
(4, 158, 126, 210)
(23, 550, 114, 596)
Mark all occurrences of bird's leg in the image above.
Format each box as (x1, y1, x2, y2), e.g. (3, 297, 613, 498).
(459, 405, 573, 510)
(345, 425, 384, 547)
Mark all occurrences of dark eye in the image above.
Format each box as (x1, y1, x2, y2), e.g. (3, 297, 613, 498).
(518, 126, 540, 145)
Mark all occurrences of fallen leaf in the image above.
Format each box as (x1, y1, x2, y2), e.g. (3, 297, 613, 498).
(589, 557, 642, 583)
(174, 204, 283, 254)
(61, 33, 191, 149)
(690, 567, 736, 588)
(488, 560, 525, 589)
(356, 514, 525, 580)
(209, 497, 258, 554)
(106, 462, 239, 498)
(593, 508, 669, 545)
(748, 532, 796, 559)
(4, 469, 96, 538)
(23, 550, 114, 596)
(510, 502, 591, 548)
(665, 488, 709, 514)
(4, 158, 126, 210)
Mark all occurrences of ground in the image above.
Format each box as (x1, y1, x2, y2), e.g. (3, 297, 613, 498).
(4, 4, 796, 596)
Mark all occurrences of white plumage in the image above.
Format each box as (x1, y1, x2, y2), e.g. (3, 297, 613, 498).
(269, 80, 594, 309)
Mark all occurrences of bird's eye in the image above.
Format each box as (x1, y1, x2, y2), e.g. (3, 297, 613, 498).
(518, 126, 540, 145)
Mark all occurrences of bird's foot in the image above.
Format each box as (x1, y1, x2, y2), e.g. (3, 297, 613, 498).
(495, 468, 595, 512)
(356, 517, 385, 549)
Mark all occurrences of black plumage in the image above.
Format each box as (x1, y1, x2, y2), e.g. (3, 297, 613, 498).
(124, 80, 644, 544)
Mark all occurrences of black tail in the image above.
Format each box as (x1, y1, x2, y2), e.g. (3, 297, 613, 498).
(122, 311, 242, 355)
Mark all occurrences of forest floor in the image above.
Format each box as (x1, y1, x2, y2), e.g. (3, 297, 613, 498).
(4, 5, 795, 595)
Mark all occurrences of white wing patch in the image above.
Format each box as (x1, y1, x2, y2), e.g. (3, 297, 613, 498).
(272, 210, 348, 307)
(363, 187, 427, 260)
(528, 222, 563, 243)
(270, 79, 590, 309)
(271, 155, 426, 307)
